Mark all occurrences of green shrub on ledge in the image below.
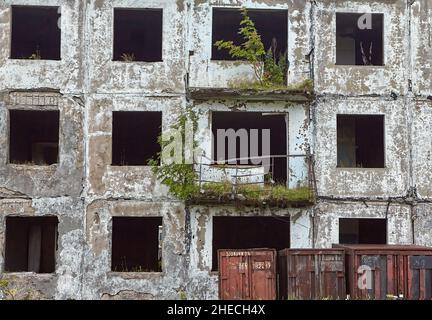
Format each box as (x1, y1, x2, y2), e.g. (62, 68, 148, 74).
(214, 8, 288, 87)
(194, 183, 313, 205)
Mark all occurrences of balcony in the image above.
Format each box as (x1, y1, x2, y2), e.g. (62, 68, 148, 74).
(189, 154, 316, 208)
(188, 79, 314, 102)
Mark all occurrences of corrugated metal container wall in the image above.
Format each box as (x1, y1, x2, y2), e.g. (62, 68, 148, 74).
(218, 249, 277, 300)
(334, 244, 432, 300)
(278, 249, 346, 300)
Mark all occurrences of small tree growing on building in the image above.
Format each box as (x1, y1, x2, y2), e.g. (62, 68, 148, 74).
(148, 107, 199, 200)
(214, 8, 288, 87)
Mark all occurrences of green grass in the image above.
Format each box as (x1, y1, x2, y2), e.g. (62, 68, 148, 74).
(270, 185, 311, 202)
(229, 79, 314, 93)
(238, 185, 264, 200)
(195, 183, 313, 205)
(201, 182, 232, 194)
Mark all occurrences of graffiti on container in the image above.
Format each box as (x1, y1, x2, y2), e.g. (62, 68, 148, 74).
(410, 256, 432, 269)
(320, 260, 344, 272)
(361, 256, 380, 269)
(357, 265, 373, 290)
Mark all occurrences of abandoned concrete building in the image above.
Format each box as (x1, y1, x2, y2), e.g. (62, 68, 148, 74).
(0, 0, 431, 300)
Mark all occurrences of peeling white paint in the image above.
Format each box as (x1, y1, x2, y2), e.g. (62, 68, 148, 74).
(0, 0, 431, 300)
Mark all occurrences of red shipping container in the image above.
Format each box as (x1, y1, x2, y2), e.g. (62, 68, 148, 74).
(218, 248, 277, 300)
(334, 244, 432, 300)
(278, 249, 346, 300)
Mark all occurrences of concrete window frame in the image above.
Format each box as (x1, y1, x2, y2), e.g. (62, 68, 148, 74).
(334, 11, 385, 67)
(110, 6, 164, 63)
(1, 214, 59, 275)
(5, 104, 61, 168)
(108, 215, 165, 277)
(335, 113, 387, 169)
(8, 4, 62, 61)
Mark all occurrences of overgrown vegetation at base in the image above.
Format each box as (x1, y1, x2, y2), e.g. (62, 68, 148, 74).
(0, 279, 16, 300)
(0, 278, 41, 300)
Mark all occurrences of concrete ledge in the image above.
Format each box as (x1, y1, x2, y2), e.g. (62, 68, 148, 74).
(188, 87, 314, 102)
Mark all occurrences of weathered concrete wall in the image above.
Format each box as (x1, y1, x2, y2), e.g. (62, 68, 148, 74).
(314, 96, 410, 198)
(313, 0, 408, 96)
(0, 197, 84, 299)
(0, 91, 84, 198)
(0, 0, 430, 300)
(0, 0, 84, 93)
(412, 98, 432, 198)
(83, 200, 186, 300)
(85, 94, 184, 200)
(86, 0, 186, 94)
(411, 0, 432, 96)
(188, 0, 310, 88)
(414, 203, 432, 247)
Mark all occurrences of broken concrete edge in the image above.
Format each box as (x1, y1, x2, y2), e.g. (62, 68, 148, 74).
(2, 89, 85, 109)
(186, 197, 316, 208)
(6, 88, 61, 94)
(188, 87, 314, 102)
(0, 187, 32, 199)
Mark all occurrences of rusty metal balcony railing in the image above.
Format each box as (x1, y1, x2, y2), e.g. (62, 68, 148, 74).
(192, 153, 316, 206)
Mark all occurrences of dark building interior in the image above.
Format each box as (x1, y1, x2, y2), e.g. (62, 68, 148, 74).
(113, 8, 163, 62)
(337, 114, 385, 168)
(339, 218, 387, 244)
(11, 5, 61, 60)
(111, 111, 162, 166)
(111, 217, 163, 272)
(212, 111, 287, 184)
(5, 216, 58, 273)
(9, 110, 60, 165)
(336, 13, 384, 66)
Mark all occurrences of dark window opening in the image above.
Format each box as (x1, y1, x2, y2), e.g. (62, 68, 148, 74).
(111, 217, 163, 272)
(112, 111, 162, 166)
(11, 6, 61, 60)
(212, 111, 287, 184)
(113, 8, 163, 62)
(337, 115, 384, 168)
(212, 216, 290, 270)
(336, 13, 384, 66)
(339, 218, 387, 244)
(212, 8, 288, 61)
(9, 110, 60, 165)
(5, 216, 58, 273)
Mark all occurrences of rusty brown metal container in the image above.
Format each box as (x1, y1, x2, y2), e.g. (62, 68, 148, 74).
(333, 244, 432, 300)
(218, 248, 277, 300)
(278, 249, 346, 300)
